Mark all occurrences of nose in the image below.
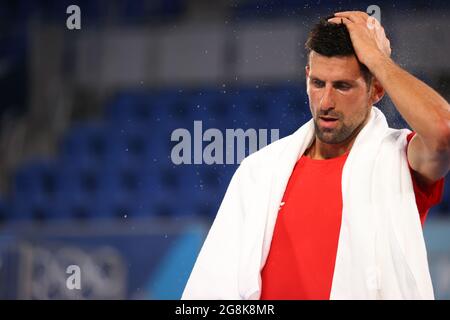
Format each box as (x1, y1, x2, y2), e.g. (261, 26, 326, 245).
(320, 84, 335, 111)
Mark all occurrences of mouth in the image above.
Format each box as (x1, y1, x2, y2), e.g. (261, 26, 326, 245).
(318, 116, 339, 128)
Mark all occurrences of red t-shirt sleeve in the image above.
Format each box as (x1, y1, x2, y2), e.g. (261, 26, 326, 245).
(406, 132, 445, 225)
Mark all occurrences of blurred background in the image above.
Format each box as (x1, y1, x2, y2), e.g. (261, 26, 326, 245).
(0, 0, 449, 299)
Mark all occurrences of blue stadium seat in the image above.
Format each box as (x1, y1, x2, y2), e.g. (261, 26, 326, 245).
(53, 165, 153, 221)
(51, 196, 96, 221)
(60, 122, 111, 169)
(60, 164, 159, 219)
(208, 85, 299, 130)
(189, 165, 228, 218)
(106, 91, 155, 124)
(98, 165, 157, 198)
(107, 123, 155, 167)
(10, 198, 56, 222)
(205, 96, 233, 123)
(11, 159, 103, 222)
(147, 164, 230, 218)
(54, 164, 102, 203)
(166, 96, 196, 123)
(147, 164, 197, 217)
(12, 159, 59, 204)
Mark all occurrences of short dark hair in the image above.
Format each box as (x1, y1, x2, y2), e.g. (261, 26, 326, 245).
(305, 18, 373, 86)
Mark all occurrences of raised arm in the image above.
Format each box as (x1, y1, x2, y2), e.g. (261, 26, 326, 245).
(329, 11, 450, 185)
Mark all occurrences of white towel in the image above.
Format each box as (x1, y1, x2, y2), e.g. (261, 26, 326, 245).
(182, 106, 434, 300)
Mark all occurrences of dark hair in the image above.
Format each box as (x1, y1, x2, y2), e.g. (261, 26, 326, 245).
(305, 18, 373, 86)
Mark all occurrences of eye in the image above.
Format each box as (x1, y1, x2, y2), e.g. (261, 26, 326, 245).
(311, 79, 325, 88)
(334, 83, 352, 91)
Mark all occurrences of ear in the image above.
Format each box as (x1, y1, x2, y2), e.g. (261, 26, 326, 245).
(305, 65, 310, 92)
(370, 78, 385, 105)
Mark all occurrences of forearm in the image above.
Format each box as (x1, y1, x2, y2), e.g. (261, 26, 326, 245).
(368, 55, 450, 149)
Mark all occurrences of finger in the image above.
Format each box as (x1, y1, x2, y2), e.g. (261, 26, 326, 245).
(334, 10, 368, 15)
(327, 17, 341, 24)
(333, 12, 359, 23)
(373, 21, 388, 40)
(334, 11, 369, 19)
(327, 16, 353, 27)
(334, 11, 368, 24)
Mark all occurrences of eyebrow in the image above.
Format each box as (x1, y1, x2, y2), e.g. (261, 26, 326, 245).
(309, 76, 357, 85)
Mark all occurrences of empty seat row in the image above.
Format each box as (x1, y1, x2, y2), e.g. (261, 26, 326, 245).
(9, 156, 234, 222)
(104, 86, 309, 129)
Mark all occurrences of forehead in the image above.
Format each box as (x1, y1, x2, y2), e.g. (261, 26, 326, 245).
(308, 51, 363, 81)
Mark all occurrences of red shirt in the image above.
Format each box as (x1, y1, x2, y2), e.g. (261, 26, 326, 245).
(260, 132, 444, 300)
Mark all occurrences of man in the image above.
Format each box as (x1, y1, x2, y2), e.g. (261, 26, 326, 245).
(182, 11, 449, 300)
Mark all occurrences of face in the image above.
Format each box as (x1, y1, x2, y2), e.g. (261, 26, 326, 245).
(306, 51, 380, 145)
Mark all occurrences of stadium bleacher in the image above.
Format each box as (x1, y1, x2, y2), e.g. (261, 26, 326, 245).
(1, 84, 311, 223)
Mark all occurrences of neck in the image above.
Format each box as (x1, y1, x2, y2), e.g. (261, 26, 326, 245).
(306, 137, 354, 160)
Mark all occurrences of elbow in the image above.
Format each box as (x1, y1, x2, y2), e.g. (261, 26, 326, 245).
(422, 102, 450, 157)
(433, 119, 450, 153)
